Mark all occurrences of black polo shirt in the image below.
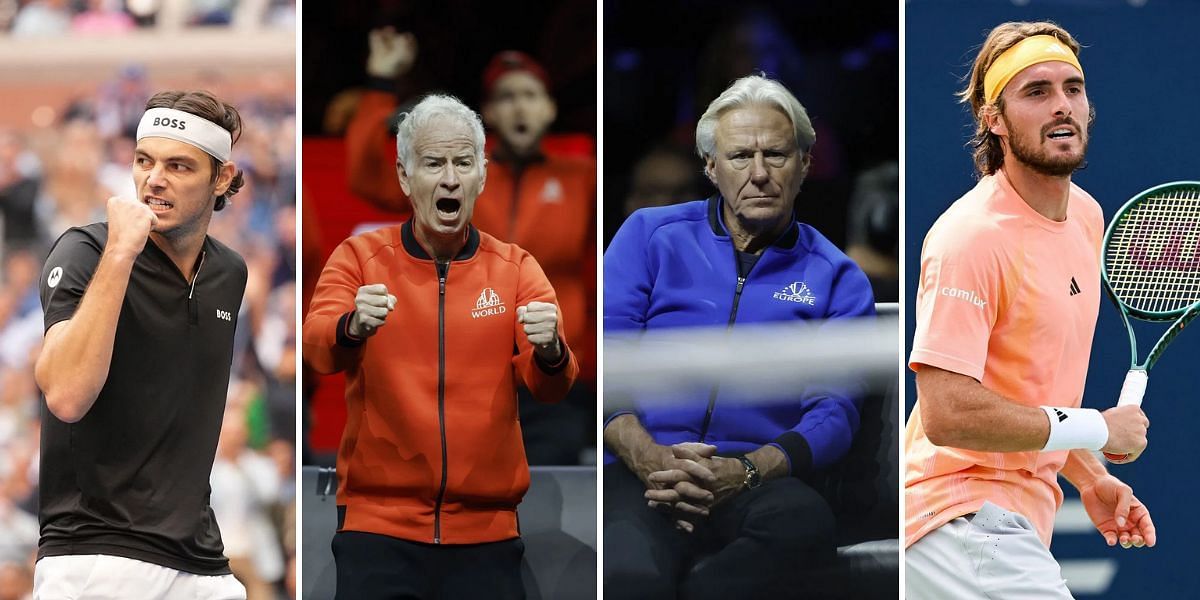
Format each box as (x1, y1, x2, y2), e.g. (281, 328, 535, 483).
(37, 222, 246, 575)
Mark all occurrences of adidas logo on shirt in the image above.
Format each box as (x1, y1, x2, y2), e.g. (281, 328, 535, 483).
(773, 282, 816, 305)
(1069, 277, 1081, 296)
(471, 287, 506, 319)
(1053, 408, 1068, 422)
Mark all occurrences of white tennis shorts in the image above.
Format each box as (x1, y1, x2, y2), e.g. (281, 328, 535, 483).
(906, 501, 1074, 600)
(33, 554, 247, 600)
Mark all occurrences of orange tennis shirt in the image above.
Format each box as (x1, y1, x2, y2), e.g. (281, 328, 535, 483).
(905, 168, 1104, 548)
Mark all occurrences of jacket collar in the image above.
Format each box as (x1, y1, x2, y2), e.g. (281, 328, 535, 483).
(706, 195, 799, 250)
(401, 220, 481, 261)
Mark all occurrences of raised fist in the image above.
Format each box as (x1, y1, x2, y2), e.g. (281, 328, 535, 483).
(367, 27, 418, 79)
(517, 301, 561, 362)
(349, 283, 397, 338)
(106, 196, 157, 257)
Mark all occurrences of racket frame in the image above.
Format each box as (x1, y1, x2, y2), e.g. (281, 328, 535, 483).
(1100, 180, 1200, 373)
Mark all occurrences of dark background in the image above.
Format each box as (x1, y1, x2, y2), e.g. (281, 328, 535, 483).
(301, 0, 595, 137)
(906, 0, 1200, 596)
(602, 0, 898, 250)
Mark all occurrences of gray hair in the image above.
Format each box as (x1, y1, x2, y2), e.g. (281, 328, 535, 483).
(394, 94, 486, 170)
(694, 75, 816, 160)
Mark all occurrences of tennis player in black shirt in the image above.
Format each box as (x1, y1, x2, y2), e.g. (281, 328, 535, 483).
(33, 90, 249, 599)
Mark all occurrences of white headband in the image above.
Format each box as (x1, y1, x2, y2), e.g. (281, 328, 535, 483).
(136, 107, 233, 162)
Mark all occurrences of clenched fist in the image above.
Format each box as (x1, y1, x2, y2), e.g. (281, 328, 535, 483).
(517, 301, 561, 362)
(106, 196, 157, 258)
(1101, 405, 1149, 464)
(349, 284, 397, 339)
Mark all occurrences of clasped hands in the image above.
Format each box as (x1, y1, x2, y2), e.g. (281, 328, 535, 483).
(640, 442, 745, 533)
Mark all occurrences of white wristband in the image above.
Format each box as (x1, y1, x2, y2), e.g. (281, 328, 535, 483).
(1040, 406, 1108, 452)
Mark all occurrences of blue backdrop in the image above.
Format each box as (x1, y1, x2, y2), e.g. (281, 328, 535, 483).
(906, 0, 1200, 596)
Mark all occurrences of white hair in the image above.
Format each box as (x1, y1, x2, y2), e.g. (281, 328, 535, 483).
(394, 94, 486, 170)
(694, 75, 816, 160)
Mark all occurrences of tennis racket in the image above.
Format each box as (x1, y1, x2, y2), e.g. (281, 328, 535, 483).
(1101, 181, 1200, 461)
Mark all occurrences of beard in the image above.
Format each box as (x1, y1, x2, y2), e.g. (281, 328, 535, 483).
(1003, 114, 1089, 177)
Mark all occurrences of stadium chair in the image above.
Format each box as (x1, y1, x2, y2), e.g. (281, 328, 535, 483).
(805, 340, 900, 598)
(300, 465, 597, 600)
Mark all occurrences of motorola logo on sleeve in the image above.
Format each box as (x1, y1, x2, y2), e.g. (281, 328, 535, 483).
(47, 266, 63, 288)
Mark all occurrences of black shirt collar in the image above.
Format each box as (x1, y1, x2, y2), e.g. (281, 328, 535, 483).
(706, 195, 799, 250)
(400, 220, 481, 261)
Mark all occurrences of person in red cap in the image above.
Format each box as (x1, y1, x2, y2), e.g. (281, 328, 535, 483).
(344, 29, 596, 466)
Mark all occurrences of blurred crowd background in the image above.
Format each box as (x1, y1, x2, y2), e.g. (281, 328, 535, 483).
(302, 0, 597, 468)
(0, 3, 295, 598)
(604, 0, 899, 303)
(0, 0, 294, 34)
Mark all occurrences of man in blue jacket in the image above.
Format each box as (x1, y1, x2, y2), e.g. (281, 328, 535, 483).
(603, 75, 876, 599)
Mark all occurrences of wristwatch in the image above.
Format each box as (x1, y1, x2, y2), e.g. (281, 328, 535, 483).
(738, 456, 762, 490)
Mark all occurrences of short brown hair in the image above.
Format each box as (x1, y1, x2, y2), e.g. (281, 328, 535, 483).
(958, 22, 1086, 176)
(144, 90, 245, 211)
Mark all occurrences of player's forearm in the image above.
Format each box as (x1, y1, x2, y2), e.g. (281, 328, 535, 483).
(345, 91, 409, 211)
(35, 249, 136, 422)
(1062, 449, 1108, 490)
(917, 366, 1051, 452)
(604, 413, 660, 473)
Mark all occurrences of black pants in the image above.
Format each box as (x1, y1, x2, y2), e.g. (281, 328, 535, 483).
(332, 531, 526, 600)
(603, 460, 836, 600)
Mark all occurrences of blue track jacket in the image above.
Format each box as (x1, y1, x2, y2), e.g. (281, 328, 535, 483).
(604, 196, 876, 474)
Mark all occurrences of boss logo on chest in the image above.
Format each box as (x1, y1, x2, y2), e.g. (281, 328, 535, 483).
(216, 309, 232, 322)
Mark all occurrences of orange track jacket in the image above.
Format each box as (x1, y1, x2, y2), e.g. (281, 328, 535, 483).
(345, 90, 596, 380)
(303, 221, 579, 544)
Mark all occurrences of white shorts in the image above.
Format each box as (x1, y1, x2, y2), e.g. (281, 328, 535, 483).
(906, 501, 1073, 600)
(33, 554, 247, 600)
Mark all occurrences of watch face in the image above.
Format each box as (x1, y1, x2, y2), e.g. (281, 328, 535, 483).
(740, 457, 761, 489)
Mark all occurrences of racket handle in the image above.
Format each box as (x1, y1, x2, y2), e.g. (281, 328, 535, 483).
(1116, 369, 1148, 407)
(1104, 369, 1149, 462)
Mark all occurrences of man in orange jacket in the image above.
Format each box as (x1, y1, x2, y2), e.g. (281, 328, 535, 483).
(304, 94, 578, 599)
(346, 34, 595, 464)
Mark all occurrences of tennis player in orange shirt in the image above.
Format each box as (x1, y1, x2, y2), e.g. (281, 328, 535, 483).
(905, 21, 1155, 599)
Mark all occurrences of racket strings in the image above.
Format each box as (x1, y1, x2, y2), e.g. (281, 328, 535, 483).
(1105, 188, 1200, 315)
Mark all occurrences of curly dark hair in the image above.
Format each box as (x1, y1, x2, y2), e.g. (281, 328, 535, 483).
(143, 90, 245, 211)
(958, 22, 1093, 177)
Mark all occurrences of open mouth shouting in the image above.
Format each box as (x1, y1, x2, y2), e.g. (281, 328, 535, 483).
(435, 197, 462, 222)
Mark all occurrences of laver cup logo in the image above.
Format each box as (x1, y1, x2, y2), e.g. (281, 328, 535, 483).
(471, 288, 506, 319)
(151, 116, 187, 130)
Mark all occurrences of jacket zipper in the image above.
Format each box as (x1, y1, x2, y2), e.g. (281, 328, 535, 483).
(698, 273, 746, 442)
(187, 251, 206, 326)
(433, 260, 450, 544)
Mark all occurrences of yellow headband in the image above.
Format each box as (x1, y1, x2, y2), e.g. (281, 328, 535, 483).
(983, 35, 1083, 104)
